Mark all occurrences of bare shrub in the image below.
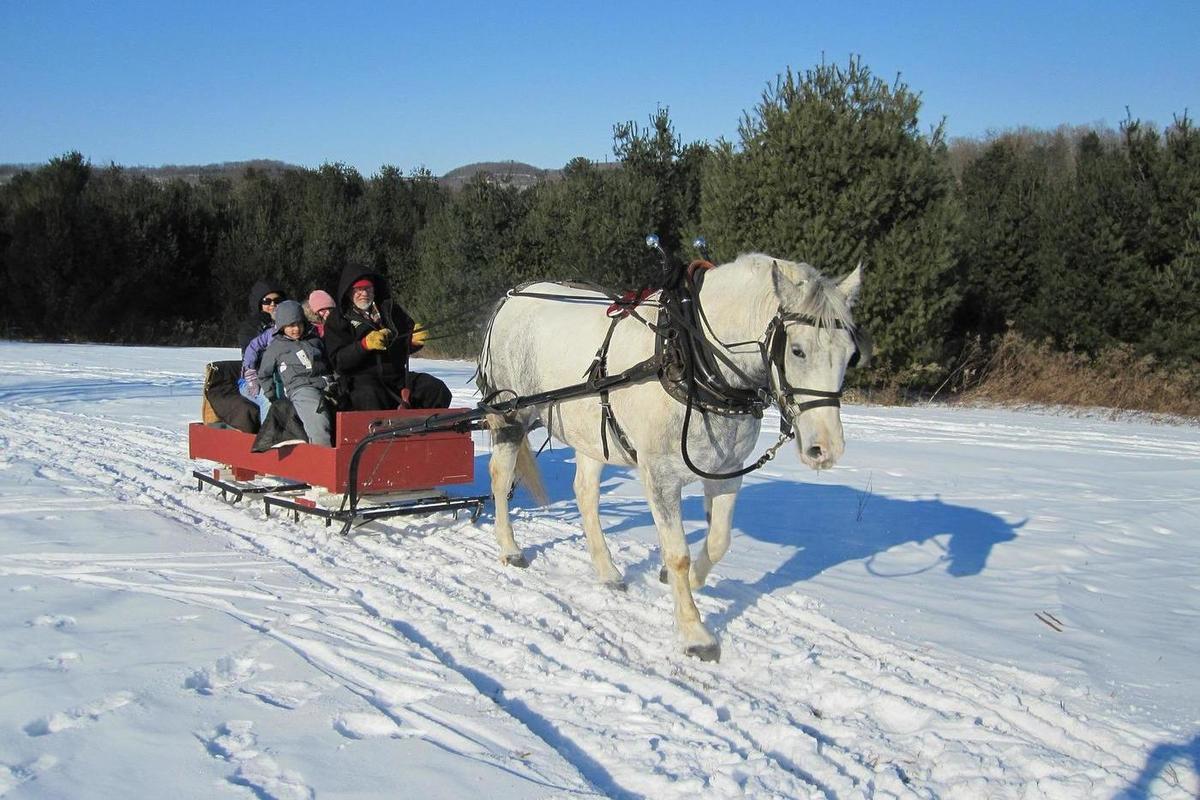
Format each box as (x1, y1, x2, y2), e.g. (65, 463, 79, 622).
(961, 332, 1200, 418)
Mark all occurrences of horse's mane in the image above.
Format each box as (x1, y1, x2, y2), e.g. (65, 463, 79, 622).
(725, 253, 855, 331)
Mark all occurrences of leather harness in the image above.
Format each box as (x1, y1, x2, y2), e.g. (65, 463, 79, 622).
(519, 263, 856, 471)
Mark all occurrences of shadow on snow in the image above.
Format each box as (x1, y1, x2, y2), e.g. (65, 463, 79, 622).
(469, 447, 1021, 633)
(1114, 734, 1200, 799)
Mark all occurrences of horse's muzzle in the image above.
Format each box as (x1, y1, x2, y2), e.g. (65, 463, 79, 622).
(796, 415, 845, 470)
(800, 443, 838, 470)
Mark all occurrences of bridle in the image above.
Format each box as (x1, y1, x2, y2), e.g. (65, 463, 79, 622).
(666, 271, 860, 479)
(763, 311, 858, 435)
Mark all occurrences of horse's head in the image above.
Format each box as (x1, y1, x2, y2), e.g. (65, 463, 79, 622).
(769, 260, 865, 470)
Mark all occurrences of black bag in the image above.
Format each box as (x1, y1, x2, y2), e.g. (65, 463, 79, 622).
(203, 360, 259, 433)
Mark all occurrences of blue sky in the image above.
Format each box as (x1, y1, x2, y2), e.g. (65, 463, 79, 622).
(2, 1, 1196, 176)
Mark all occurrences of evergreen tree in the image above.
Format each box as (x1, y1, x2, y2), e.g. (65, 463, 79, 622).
(209, 166, 299, 330)
(290, 163, 368, 294)
(1039, 130, 1153, 354)
(1145, 116, 1200, 365)
(362, 165, 446, 295)
(409, 175, 532, 350)
(956, 139, 1055, 341)
(519, 157, 657, 288)
(701, 57, 960, 385)
(612, 108, 709, 269)
(1, 153, 95, 336)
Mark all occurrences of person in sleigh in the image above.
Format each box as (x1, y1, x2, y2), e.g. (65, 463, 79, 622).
(322, 266, 451, 411)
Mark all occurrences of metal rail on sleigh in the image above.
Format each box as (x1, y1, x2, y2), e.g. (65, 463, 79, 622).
(192, 462, 490, 529)
(339, 365, 659, 535)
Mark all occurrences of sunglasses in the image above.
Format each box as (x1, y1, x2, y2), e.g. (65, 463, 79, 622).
(261, 296, 284, 306)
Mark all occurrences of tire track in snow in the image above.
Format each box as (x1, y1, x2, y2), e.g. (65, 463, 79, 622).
(0, 403, 1170, 798)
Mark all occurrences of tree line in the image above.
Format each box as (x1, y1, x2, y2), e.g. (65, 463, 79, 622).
(2, 56, 1196, 391)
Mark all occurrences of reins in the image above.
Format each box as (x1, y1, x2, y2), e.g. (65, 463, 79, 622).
(339, 245, 857, 532)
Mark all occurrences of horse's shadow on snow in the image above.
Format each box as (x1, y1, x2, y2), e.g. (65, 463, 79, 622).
(476, 449, 1022, 634)
(1114, 734, 1200, 799)
(686, 477, 1021, 632)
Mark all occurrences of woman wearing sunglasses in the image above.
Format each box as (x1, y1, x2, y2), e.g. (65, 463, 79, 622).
(237, 279, 289, 423)
(237, 279, 287, 352)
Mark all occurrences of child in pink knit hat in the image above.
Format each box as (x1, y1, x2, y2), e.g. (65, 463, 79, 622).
(306, 289, 337, 336)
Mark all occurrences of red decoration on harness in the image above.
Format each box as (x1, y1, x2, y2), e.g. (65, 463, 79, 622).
(606, 287, 656, 319)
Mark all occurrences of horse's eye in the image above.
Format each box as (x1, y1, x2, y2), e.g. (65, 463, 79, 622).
(848, 349, 860, 368)
(790, 345, 806, 359)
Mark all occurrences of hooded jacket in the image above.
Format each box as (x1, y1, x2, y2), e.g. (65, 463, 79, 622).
(237, 279, 287, 353)
(256, 301, 334, 400)
(322, 266, 416, 395)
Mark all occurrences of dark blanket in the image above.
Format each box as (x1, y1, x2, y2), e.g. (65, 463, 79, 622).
(251, 398, 310, 452)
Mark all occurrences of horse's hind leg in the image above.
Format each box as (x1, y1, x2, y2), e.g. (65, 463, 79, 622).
(690, 476, 742, 589)
(641, 460, 720, 661)
(488, 418, 528, 568)
(574, 454, 625, 590)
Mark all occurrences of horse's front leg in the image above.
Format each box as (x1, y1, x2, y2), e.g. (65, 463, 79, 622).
(574, 453, 625, 590)
(641, 461, 720, 661)
(691, 476, 742, 589)
(488, 418, 528, 567)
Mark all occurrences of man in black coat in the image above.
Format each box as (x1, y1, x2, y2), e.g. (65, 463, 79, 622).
(236, 279, 287, 353)
(323, 266, 452, 411)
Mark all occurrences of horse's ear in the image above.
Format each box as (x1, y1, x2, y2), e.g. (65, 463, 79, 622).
(838, 262, 864, 307)
(770, 260, 805, 307)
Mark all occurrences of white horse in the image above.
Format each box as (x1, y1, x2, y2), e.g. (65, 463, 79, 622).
(478, 253, 863, 661)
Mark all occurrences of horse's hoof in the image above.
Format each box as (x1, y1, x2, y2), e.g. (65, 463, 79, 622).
(503, 553, 529, 568)
(685, 643, 721, 662)
(658, 566, 668, 584)
(603, 579, 628, 592)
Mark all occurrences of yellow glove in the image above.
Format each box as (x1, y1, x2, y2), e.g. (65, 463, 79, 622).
(362, 329, 391, 351)
(411, 326, 429, 348)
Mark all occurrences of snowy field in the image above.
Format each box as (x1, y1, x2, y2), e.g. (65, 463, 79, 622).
(0, 341, 1197, 799)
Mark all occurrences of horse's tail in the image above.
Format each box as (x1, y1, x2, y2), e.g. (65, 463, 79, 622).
(484, 413, 547, 507)
(514, 433, 547, 507)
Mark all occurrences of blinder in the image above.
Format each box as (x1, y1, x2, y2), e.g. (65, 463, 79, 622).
(848, 326, 872, 369)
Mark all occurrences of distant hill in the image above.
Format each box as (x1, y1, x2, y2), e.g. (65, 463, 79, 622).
(0, 159, 301, 186)
(438, 160, 561, 190)
(0, 157, 612, 188)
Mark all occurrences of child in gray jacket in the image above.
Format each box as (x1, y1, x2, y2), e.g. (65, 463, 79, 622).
(257, 300, 335, 446)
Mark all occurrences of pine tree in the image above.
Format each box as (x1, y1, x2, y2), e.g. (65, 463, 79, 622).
(409, 175, 532, 351)
(1146, 116, 1200, 365)
(1, 153, 94, 336)
(701, 57, 960, 385)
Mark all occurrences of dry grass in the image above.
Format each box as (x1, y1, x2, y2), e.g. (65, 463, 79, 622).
(958, 332, 1200, 419)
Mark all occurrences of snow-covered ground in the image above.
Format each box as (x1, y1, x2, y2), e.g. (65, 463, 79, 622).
(0, 341, 1197, 799)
